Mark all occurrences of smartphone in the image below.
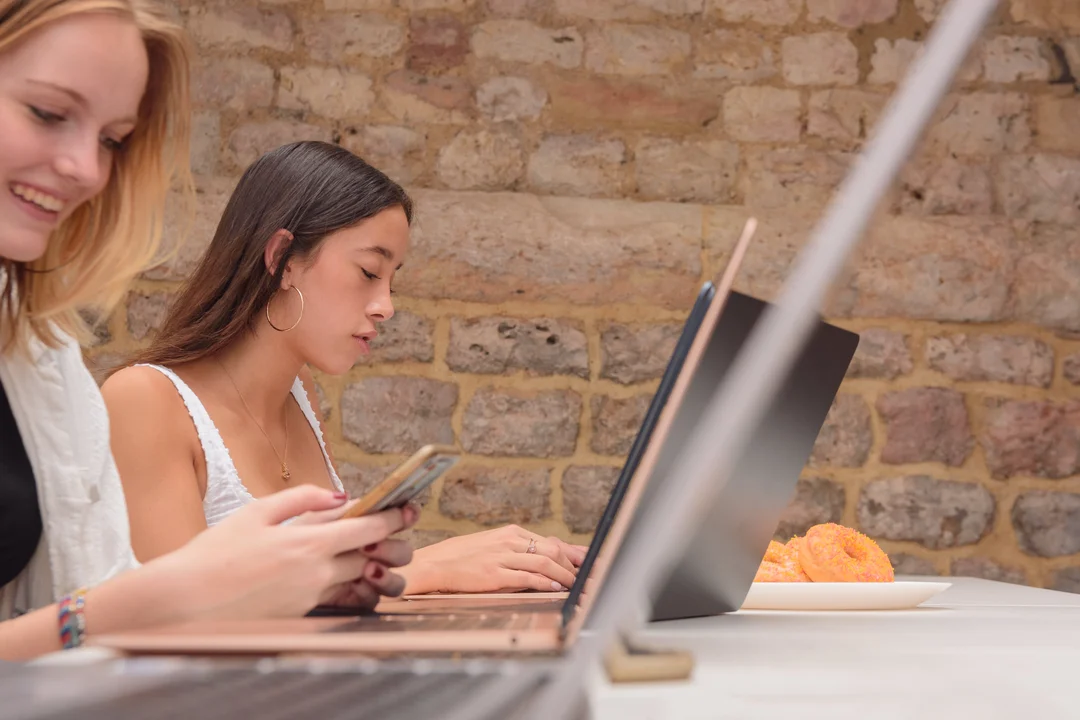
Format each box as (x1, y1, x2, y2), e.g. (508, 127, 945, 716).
(340, 444, 460, 519)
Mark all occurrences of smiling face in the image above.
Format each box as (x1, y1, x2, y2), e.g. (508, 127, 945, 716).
(0, 11, 149, 262)
(278, 206, 411, 375)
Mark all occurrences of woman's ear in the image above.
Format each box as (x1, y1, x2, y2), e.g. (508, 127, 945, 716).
(264, 229, 295, 283)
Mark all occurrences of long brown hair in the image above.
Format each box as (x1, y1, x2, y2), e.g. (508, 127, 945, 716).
(0, 0, 192, 353)
(125, 141, 413, 369)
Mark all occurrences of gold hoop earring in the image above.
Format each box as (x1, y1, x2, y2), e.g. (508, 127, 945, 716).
(266, 286, 304, 332)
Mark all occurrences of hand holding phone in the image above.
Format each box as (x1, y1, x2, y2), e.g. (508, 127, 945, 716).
(340, 444, 460, 519)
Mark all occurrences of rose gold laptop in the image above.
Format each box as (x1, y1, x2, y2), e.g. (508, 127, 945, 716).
(90, 218, 759, 657)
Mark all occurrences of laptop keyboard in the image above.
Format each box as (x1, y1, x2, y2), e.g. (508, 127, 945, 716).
(9, 660, 549, 720)
(330, 611, 536, 632)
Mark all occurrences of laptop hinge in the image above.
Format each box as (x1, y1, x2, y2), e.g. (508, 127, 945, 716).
(602, 634, 695, 684)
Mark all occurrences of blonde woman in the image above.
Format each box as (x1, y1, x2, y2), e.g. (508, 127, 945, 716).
(0, 0, 415, 661)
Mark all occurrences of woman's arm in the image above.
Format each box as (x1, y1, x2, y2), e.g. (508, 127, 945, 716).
(101, 366, 209, 562)
(0, 486, 418, 661)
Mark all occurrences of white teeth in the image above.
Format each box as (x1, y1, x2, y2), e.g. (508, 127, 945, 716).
(11, 184, 64, 213)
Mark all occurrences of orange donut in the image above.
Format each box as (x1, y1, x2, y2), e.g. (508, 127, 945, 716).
(754, 539, 811, 582)
(796, 523, 894, 582)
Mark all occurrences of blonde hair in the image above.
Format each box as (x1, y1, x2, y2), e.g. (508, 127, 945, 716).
(0, 0, 193, 353)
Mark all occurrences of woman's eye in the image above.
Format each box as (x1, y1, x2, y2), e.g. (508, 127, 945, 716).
(29, 106, 64, 124)
(362, 268, 380, 281)
(100, 136, 124, 152)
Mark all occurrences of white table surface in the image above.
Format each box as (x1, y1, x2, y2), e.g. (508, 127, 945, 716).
(587, 576, 1080, 719)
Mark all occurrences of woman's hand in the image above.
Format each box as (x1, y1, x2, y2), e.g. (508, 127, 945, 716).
(399, 525, 589, 595)
(159, 485, 419, 620)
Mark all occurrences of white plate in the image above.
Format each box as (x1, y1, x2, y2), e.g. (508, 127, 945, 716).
(741, 581, 952, 611)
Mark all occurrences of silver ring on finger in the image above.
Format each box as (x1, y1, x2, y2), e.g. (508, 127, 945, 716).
(526, 537, 537, 554)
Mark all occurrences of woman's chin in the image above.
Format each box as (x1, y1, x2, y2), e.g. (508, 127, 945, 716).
(0, 227, 51, 263)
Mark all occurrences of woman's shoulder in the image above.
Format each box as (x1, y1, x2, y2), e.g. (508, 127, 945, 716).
(100, 364, 187, 418)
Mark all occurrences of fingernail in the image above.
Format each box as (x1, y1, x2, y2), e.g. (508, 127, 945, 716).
(363, 544, 378, 553)
(372, 565, 384, 580)
(332, 491, 348, 501)
(550, 581, 561, 591)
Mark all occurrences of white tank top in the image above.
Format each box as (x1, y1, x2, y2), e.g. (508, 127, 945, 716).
(138, 364, 343, 527)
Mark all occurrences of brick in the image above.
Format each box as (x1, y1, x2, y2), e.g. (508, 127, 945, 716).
(847, 329, 913, 380)
(781, 34, 859, 86)
(399, 529, 456, 549)
(1013, 491, 1080, 557)
(402, 190, 701, 308)
(896, 157, 994, 216)
(1066, 354, 1080, 385)
(843, 216, 1017, 322)
(925, 93, 1030, 157)
(278, 67, 375, 119)
(436, 129, 525, 191)
(950, 557, 1027, 585)
(877, 388, 973, 467)
(446, 317, 589, 377)
(584, 24, 690, 76)
(809, 394, 873, 468)
(79, 309, 110, 348)
(808, 89, 887, 148)
(461, 388, 582, 457)
(338, 462, 433, 507)
(126, 291, 174, 341)
(192, 57, 274, 111)
(471, 20, 583, 69)
(1010, 0, 1080, 32)
(806, 0, 897, 26)
(382, 70, 473, 125)
(723, 87, 801, 143)
(340, 378, 457, 454)
(145, 177, 235, 282)
(742, 148, 851, 210)
(303, 13, 405, 61)
(527, 135, 628, 197)
(913, 0, 943, 20)
(706, 207, 817, 304)
(227, 121, 331, 171)
(186, 3, 293, 52)
(983, 36, 1052, 83)
(600, 322, 681, 384)
(1052, 567, 1080, 594)
(440, 466, 551, 525)
(408, 14, 468, 72)
(401, 0, 478, 8)
(869, 39, 981, 85)
(891, 553, 938, 576)
(634, 138, 737, 203)
(340, 125, 426, 184)
(488, 0, 549, 16)
(774, 477, 845, 541)
(323, 0, 396, 7)
(927, 335, 1054, 387)
(707, 0, 802, 25)
(857, 476, 994, 549)
(554, 0, 703, 19)
(354, 311, 434, 364)
(693, 28, 777, 82)
(591, 394, 650, 456)
(477, 77, 547, 121)
(547, 75, 719, 131)
(999, 155, 1080, 226)
(981, 399, 1080, 480)
(562, 466, 620, 534)
(1010, 223, 1080, 332)
(1035, 97, 1080, 153)
(190, 112, 219, 176)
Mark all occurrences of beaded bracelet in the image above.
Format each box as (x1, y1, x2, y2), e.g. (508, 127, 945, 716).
(57, 587, 88, 650)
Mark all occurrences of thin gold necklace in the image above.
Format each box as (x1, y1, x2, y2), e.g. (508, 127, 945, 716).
(214, 357, 291, 481)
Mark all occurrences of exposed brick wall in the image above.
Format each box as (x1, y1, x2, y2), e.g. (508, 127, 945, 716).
(87, 0, 1080, 590)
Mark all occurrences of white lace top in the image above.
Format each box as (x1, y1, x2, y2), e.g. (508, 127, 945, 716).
(138, 364, 343, 527)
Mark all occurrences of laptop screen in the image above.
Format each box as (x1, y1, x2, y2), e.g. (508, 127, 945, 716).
(559, 281, 715, 628)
